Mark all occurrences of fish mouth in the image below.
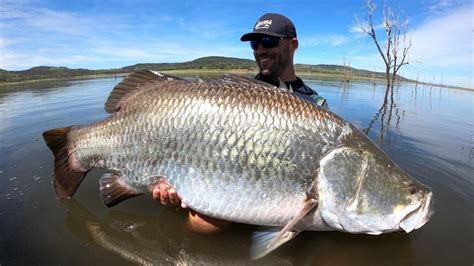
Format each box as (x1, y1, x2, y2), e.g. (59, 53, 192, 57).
(399, 192, 434, 233)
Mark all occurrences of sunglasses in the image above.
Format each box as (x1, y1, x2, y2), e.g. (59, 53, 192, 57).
(250, 37, 290, 50)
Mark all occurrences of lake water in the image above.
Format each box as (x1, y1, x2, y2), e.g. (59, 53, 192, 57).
(0, 77, 472, 265)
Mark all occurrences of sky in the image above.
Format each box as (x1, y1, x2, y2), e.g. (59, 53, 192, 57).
(0, 0, 472, 88)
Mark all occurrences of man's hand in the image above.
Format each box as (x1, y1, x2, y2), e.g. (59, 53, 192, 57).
(152, 180, 231, 234)
(152, 180, 187, 208)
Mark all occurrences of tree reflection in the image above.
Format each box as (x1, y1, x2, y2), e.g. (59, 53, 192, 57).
(363, 84, 403, 145)
(339, 80, 351, 104)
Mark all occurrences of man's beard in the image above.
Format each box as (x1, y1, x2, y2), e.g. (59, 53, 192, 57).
(258, 59, 279, 79)
(260, 68, 276, 77)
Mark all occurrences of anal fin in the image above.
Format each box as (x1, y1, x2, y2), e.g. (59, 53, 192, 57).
(99, 173, 142, 207)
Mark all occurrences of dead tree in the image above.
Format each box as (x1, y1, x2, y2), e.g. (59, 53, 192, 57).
(356, 0, 412, 103)
(342, 57, 352, 83)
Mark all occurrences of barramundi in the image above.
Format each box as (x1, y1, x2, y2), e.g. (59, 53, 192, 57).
(43, 70, 434, 259)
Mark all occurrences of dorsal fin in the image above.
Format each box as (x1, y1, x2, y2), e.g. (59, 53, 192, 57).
(104, 70, 183, 113)
(222, 74, 289, 91)
(222, 74, 273, 87)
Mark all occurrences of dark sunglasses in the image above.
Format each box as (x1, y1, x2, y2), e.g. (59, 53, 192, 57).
(250, 37, 290, 50)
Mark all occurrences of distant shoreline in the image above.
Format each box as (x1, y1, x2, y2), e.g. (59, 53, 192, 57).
(0, 73, 126, 87)
(0, 68, 471, 92)
(1, 56, 470, 90)
(0, 69, 383, 86)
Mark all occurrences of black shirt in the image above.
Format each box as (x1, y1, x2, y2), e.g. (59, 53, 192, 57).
(255, 73, 328, 109)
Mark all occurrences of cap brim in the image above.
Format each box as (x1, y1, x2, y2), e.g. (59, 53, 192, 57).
(240, 31, 286, 41)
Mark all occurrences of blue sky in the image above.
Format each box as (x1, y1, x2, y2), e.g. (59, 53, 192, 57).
(0, 0, 472, 88)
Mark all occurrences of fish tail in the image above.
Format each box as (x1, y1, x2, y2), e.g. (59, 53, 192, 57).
(43, 126, 89, 200)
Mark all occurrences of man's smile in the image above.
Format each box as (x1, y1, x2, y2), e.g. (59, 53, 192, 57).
(257, 55, 274, 67)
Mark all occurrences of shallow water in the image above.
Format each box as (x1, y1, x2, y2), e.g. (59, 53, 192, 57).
(0, 77, 472, 265)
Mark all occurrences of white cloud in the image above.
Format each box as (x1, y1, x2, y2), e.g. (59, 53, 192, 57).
(428, 0, 462, 15)
(0, 38, 250, 70)
(300, 34, 350, 47)
(1, 4, 121, 37)
(0, 0, 250, 70)
(409, 5, 472, 68)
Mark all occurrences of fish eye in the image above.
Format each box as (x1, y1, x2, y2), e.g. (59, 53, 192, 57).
(409, 184, 417, 194)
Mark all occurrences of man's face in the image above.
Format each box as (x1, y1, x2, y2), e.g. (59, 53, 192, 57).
(252, 36, 293, 79)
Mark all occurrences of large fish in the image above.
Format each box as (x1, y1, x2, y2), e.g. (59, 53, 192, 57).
(43, 70, 434, 259)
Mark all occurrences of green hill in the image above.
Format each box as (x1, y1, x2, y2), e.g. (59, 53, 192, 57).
(0, 66, 125, 83)
(0, 56, 401, 83)
(122, 56, 256, 71)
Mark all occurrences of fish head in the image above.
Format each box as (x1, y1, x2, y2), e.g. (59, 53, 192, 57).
(317, 146, 434, 235)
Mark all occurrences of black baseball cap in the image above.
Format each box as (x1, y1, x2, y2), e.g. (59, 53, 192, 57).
(240, 13, 297, 41)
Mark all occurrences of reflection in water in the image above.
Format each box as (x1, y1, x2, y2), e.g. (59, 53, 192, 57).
(63, 200, 291, 265)
(1, 77, 472, 265)
(364, 84, 403, 146)
(0, 80, 71, 100)
(63, 199, 416, 265)
(339, 82, 351, 105)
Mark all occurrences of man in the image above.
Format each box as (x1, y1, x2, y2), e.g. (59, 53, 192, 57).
(241, 13, 328, 109)
(153, 13, 327, 233)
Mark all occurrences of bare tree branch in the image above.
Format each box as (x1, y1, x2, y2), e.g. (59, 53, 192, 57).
(355, 0, 413, 90)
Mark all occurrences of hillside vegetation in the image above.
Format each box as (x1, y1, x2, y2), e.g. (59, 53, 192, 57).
(0, 56, 400, 83)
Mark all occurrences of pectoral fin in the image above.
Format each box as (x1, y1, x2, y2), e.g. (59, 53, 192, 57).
(250, 227, 300, 260)
(250, 197, 318, 259)
(99, 173, 143, 207)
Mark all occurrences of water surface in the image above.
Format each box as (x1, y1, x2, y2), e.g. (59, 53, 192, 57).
(0, 77, 472, 265)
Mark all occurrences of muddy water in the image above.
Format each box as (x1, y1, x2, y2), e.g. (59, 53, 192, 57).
(0, 77, 472, 265)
